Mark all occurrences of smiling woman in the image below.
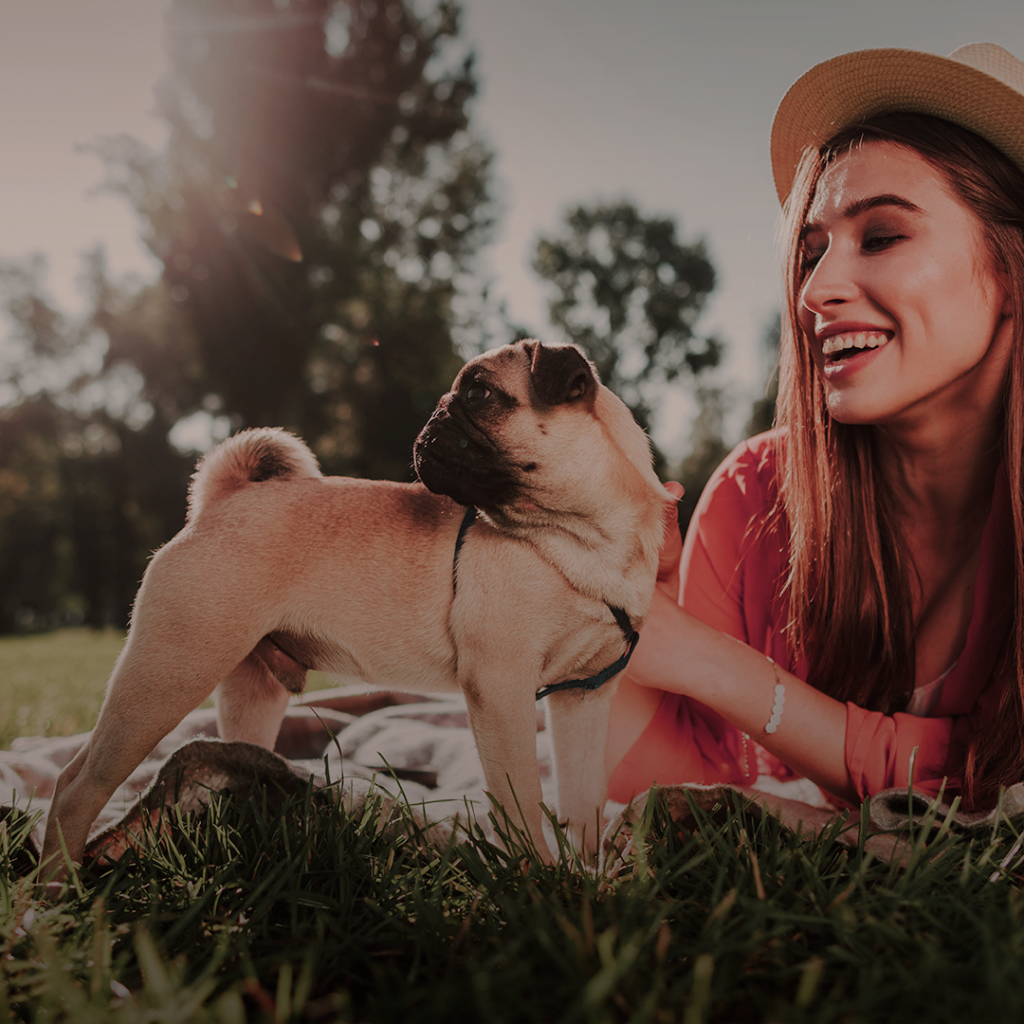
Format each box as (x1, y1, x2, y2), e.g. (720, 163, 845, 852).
(799, 145, 1012, 426)
(605, 43, 1024, 813)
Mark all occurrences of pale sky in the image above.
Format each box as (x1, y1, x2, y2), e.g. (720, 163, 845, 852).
(2, 0, 1023, 455)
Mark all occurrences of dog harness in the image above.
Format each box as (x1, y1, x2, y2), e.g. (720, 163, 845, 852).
(452, 506, 640, 701)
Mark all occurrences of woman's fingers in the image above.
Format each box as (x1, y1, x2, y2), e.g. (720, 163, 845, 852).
(658, 482, 685, 589)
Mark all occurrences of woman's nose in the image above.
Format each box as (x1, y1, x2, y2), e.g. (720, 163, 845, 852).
(800, 243, 859, 316)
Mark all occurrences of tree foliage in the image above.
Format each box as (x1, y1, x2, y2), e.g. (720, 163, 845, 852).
(0, 0, 494, 631)
(533, 201, 721, 442)
(94, 0, 494, 479)
(676, 384, 733, 538)
(745, 313, 781, 439)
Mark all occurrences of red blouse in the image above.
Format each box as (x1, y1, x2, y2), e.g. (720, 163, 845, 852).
(608, 430, 1013, 807)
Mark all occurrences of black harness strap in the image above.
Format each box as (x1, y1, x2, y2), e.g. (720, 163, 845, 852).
(532, 617, 639, 701)
(450, 505, 640, 701)
(452, 505, 478, 592)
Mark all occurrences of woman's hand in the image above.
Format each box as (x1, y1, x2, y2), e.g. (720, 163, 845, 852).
(612, 478, 856, 803)
(657, 481, 685, 600)
(630, 584, 695, 692)
(628, 481, 689, 691)
(630, 561, 857, 804)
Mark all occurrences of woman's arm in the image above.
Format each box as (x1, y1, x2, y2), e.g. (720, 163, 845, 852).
(624, 435, 960, 805)
(631, 585, 858, 804)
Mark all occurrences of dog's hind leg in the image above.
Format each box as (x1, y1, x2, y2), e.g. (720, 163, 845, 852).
(39, 537, 272, 880)
(39, 633, 252, 882)
(214, 648, 296, 749)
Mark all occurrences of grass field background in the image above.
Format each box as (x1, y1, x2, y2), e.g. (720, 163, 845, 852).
(5, 629, 1024, 1021)
(0, 629, 126, 749)
(5, 767, 1024, 1021)
(0, 628, 339, 749)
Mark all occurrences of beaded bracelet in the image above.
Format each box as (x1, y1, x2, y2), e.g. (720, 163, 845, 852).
(740, 656, 785, 777)
(764, 657, 786, 734)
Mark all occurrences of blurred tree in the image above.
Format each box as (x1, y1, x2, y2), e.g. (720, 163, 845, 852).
(92, 0, 494, 478)
(0, 0, 494, 630)
(673, 314, 782, 539)
(532, 201, 721, 461)
(0, 257, 196, 630)
(0, 396, 73, 633)
(745, 313, 781, 439)
(675, 384, 733, 539)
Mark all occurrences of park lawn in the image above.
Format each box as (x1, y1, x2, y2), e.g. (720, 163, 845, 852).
(0, 629, 338, 749)
(0, 629, 126, 749)
(4, 629, 1024, 1021)
(3, 783, 1024, 1022)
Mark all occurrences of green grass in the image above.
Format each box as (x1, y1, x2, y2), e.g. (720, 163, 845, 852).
(0, 629, 340, 750)
(3, 786, 1024, 1022)
(0, 629, 126, 749)
(5, 630, 1024, 1021)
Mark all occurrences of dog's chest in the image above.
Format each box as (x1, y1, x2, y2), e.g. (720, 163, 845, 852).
(450, 545, 630, 686)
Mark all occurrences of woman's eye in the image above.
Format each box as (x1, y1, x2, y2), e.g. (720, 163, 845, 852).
(863, 233, 905, 253)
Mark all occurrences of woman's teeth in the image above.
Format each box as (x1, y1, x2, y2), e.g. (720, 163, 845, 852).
(821, 331, 889, 357)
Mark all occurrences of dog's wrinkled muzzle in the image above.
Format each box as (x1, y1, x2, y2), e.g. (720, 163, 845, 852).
(413, 406, 522, 508)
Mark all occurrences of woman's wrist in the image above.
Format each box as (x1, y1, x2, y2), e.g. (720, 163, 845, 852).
(633, 590, 856, 802)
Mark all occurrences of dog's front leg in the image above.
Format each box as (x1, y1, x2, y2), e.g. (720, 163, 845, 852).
(460, 675, 553, 863)
(543, 682, 617, 858)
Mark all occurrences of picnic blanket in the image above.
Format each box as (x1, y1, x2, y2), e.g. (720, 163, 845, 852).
(4, 685, 1023, 870)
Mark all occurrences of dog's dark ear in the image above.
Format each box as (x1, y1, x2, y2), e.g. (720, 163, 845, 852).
(529, 342, 596, 407)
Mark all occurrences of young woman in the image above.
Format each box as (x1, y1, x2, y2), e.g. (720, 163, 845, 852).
(605, 43, 1024, 812)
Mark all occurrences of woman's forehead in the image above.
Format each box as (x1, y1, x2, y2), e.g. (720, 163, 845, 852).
(806, 141, 952, 226)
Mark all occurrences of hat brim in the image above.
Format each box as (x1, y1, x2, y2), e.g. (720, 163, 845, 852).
(771, 46, 1024, 204)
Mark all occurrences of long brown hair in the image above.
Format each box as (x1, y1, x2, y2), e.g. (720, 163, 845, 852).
(775, 112, 1024, 806)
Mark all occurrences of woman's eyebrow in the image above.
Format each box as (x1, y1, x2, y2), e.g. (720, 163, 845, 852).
(843, 193, 924, 218)
(802, 193, 925, 236)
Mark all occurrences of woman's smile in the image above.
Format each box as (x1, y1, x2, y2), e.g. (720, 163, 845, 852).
(817, 323, 893, 379)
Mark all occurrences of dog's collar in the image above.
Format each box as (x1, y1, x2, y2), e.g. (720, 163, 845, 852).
(452, 505, 640, 701)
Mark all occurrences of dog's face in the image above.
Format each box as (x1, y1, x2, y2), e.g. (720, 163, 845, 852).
(413, 340, 602, 518)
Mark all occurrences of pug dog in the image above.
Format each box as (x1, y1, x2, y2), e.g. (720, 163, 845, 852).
(40, 340, 673, 879)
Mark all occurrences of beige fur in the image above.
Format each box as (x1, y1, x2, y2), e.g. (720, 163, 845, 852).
(40, 340, 673, 878)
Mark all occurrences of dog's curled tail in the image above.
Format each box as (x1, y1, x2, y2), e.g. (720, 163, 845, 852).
(187, 428, 322, 520)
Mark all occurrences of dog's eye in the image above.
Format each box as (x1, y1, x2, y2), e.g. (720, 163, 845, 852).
(464, 385, 491, 406)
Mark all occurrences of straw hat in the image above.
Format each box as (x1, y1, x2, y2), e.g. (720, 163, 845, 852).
(770, 43, 1024, 203)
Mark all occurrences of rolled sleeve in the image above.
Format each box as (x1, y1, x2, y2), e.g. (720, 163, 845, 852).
(845, 702, 955, 799)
